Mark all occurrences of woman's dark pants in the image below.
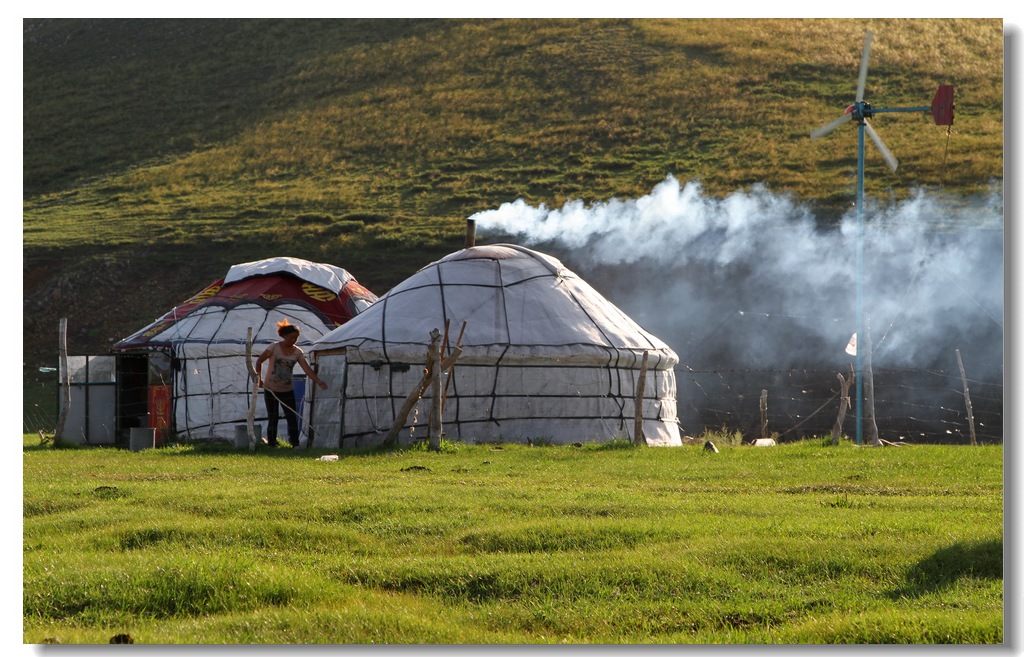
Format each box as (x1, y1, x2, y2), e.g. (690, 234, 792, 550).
(264, 389, 299, 447)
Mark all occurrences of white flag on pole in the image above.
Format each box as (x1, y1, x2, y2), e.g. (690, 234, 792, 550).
(845, 333, 857, 356)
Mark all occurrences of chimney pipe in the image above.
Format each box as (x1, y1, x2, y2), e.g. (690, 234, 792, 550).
(464, 219, 476, 248)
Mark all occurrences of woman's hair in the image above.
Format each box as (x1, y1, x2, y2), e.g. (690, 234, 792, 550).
(277, 318, 300, 337)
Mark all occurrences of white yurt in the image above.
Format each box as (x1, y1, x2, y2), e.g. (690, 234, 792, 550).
(307, 244, 681, 448)
(112, 256, 377, 442)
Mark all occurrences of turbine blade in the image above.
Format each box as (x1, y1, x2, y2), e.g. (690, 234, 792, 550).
(856, 30, 873, 102)
(864, 119, 899, 172)
(810, 113, 852, 140)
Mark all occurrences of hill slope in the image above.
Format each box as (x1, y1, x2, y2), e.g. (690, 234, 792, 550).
(22, 18, 1003, 431)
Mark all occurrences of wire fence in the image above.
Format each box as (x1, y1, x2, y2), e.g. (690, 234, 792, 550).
(677, 366, 1003, 444)
(23, 402, 55, 436)
(25, 365, 1003, 445)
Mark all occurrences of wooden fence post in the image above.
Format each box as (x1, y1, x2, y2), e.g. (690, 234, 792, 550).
(429, 337, 443, 450)
(245, 327, 260, 450)
(759, 389, 768, 439)
(442, 321, 468, 409)
(634, 351, 649, 446)
(383, 329, 441, 448)
(864, 323, 879, 445)
(55, 318, 71, 443)
(832, 363, 853, 446)
(955, 349, 978, 446)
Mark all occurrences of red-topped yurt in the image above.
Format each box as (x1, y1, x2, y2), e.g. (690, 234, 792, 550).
(112, 256, 377, 442)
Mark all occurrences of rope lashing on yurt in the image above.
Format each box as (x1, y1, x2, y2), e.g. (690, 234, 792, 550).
(488, 344, 510, 428)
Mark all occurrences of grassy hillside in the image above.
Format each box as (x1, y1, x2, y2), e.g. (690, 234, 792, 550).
(22, 19, 1004, 426)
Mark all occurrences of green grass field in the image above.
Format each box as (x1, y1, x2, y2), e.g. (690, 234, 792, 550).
(22, 436, 1003, 644)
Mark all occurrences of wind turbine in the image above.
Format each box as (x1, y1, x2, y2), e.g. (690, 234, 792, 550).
(810, 29, 954, 445)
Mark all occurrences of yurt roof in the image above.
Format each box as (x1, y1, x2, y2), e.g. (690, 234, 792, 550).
(113, 256, 377, 351)
(223, 256, 354, 293)
(311, 244, 676, 366)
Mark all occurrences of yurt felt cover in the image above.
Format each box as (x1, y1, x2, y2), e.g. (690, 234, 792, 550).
(113, 257, 377, 439)
(309, 245, 681, 447)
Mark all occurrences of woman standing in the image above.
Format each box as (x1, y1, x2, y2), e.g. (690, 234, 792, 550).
(254, 319, 327, 447)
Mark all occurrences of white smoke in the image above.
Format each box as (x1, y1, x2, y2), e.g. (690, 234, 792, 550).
(472, 176, 817, 268)
(471, 174, 1004, 378)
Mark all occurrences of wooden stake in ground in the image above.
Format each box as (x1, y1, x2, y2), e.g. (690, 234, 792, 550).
(864, 323, 880, 445)
(440, 318, 451, 360)
(441, 320, 468, 409)
(383, 329, 441, 448)
(429, 336, 443, 450)
(955, 348, 978, 446)
(759, 389, 768, 440)
(245, 327, 260, 451)
(634, 350, 649, 446)
(383, 328, 465, 450)
(832, 363, 854, 446)
(55, 318, 71, 443)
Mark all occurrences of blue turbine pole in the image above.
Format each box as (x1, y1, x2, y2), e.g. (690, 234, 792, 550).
(855, 117, 865, 446)
(810, 31, 953, 446)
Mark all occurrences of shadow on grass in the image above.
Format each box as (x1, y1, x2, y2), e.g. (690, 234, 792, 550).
(890, 538, 1002, 599)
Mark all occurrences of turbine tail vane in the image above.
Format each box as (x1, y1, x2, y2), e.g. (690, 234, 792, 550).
(931, 85, 956, 126)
